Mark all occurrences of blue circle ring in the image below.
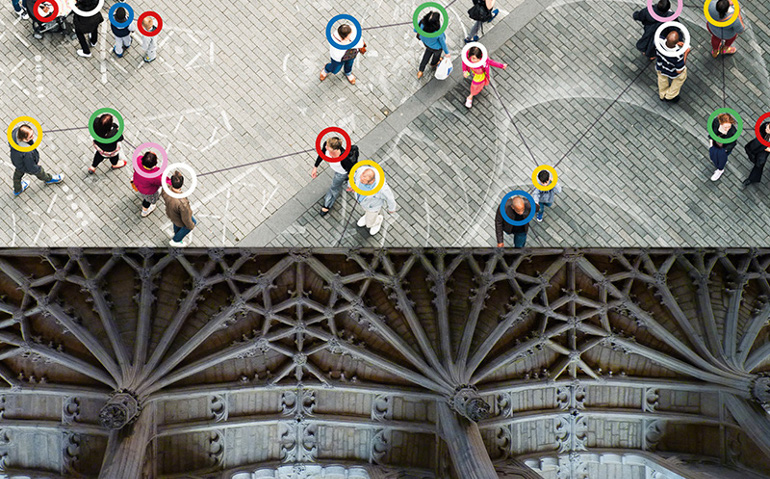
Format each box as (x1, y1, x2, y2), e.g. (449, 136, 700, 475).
(108, 2, 134, 29)
(326, 14, 362, 51)
(499, 190, 536, 226)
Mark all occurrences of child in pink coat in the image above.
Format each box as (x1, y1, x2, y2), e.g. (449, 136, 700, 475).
(462, 46, 507, 108)
(131, 151, 169, 217)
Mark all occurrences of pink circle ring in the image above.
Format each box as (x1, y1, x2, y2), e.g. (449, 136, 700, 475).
(133, 142, 168, 179)
(646, 0, 682, 22)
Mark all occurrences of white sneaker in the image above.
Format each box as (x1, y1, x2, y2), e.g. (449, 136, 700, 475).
(141, 203, 157, 217)
(183, 232, 192, 245)
(465, 97, 473, 108)
(710, 169, 724, 181)
(77, 49, 92, 58)
(357, 215, 367, 228)
(369, 215, 384, 235)
(19, 10, 29, 19)
(169, 239, 186, 248)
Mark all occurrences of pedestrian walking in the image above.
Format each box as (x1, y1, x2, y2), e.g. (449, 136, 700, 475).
(633, 0, 672, 60)
(162, 171, 197, 247)
(88, 113, 126, 174)
(743, 121, 770, 186)
(495, 195, 530, 248)
(655, 30, 690, 102)
(707, 0, 744, 58)
(320, 23, 366, 85)
(9, 124, 64, 197)
(465, 0, 499, 44)
(532, 171, 562, 222)
(415, 10, 450, 79)
(353, 167, 396, 236)
(462, 46, 507, 108)
(12, 0, 28, 19)
(708, 113, 738, 181)
(111, 7, 136, 58)
(310, 136, 358, 216)
(72, 0, 103, 58)
(140, 16, 157, 62)
(131, 151, 167, 217)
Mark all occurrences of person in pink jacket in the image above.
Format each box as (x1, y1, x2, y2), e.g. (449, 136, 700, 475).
(131, 151, 168, 217)
(462, 46, 507, 108)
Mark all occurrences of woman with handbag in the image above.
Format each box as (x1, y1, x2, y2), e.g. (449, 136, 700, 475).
(415, 10, 450, 79)
(465, 0, 499, 44)
(132, 151, 169, 217)
(743, 122, 770, 186)
(88, 113, 126, 174)
(72, 0, 103, 58)
(320, 23, 366, 85)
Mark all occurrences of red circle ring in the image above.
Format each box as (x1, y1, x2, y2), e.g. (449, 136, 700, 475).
(33, 0, 59, 23)
(137, 11, 163, 37)
(315, 127, 351, 163)
(754, 112, 770, 148)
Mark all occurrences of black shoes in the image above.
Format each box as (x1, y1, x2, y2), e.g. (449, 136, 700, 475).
(742, 178, 753, 187)
(320, 208, 329, 216)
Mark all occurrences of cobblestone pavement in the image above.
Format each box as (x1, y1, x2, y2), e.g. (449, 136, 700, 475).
(260, 0, 770, 248)
(1, 0, 769, 247)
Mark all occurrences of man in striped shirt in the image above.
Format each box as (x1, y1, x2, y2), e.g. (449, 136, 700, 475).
(655, 30, 691, 103)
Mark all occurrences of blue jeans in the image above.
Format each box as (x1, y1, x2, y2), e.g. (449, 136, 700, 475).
(173, 216, 197, 243)
(537, 202, 552, 220)
(709, 146, 729, 170)
(323, 172, 348, 209)
(12, 0, 24, 12)
(325, 58, 355, 76)
(513, 232, 527, 248)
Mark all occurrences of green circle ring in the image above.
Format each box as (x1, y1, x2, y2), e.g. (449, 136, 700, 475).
(707, 108, 742, 144)
(413, 2, 448, 39)
(88, 108, 125, 142)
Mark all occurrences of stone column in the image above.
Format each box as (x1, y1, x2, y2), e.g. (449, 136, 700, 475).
(436, 400, 497, 479)
(98, 399, 154, 479)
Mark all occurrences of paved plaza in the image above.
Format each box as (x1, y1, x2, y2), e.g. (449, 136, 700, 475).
(2, 0, 770, 247)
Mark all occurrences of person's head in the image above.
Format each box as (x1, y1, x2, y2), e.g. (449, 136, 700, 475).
(114, 7, 127, 23)
(718, 113, 736, 128)
(326, 137, 344, 158)
(170, 171, 184, 190)
(716, 0, 730, 18)
(96, 113, 114, 137)
(665, 30, 679, 48)
(141, 151, 158, 169)
(656, 0, 670, 11)
(338, 24, 352, 40)
(512, 196, 526, 215)
(468, 46, 483, 63)
(421, 11, 441, 34)
(17, 124, 34, 143)
(537, 170, 551, 185)
(142, 16, 155, 30)
(360, 168, 376, 185)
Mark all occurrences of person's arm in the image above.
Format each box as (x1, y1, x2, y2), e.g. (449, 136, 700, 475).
(488, 59, 507, 69)
(485, 0, 495, 10)
(180, 203, 196, 230)
(23, 152, 42, 174)
(311, 142, 325, 177)
(383, 185, 397, 212)
(531, 188, 541, 206)
(495, 207, 504, 246)
(439, 34, 449, 56)
(554, 184, 563, 195)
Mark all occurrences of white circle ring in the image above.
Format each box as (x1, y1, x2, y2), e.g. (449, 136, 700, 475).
(161, 163, 198, 199)
(461, 42, 488, 69)
(71, 0, 104, 17)
(654, 21, 690, 56)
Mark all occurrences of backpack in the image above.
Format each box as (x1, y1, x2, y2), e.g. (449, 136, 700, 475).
(468, 0, 491, 22)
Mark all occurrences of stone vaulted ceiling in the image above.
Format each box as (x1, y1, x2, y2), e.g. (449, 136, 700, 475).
(0, 249, 768, 478)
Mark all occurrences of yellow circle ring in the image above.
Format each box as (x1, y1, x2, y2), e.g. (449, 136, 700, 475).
(349, 160, 385, 196)
(7, 116, 43, 153)
(703, 0, 739, 27)
(532, 164, 558, 191)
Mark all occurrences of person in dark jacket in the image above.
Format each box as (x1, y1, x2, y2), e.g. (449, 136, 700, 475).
(708, 113, 738, 181)
(310, 136, 358, 216)
(72, 0, 103, 57)
(633, 0, 672, 60)
(743, 122, 770, 186)
(88, 113, 126, 174)
(495, 195, 531, 248)
(9, 125, 64, 196)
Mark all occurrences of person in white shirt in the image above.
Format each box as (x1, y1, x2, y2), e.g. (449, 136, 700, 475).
(354, 167, 396, 236)
(320, 23, 365, 85)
